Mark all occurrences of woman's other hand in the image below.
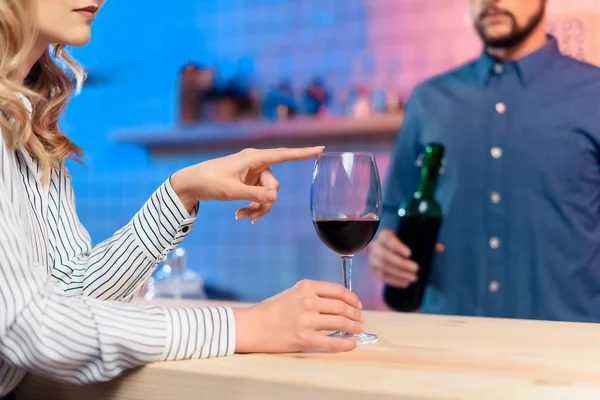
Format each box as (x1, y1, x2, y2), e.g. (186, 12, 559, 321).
(233, 279, 365, 353)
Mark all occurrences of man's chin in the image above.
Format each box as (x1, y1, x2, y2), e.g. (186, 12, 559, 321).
(477, 28, 521, 49)
(481, 27, 513, 42)
(483, 35, 522, 49)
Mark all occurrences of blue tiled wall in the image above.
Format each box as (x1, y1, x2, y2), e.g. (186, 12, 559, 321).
(62, 0, 477, 308)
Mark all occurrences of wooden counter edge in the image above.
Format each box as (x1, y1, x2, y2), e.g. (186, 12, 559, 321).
(16, 367, 408, 400)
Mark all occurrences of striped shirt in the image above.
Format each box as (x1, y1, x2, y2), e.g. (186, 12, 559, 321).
(0, 95, 235, 396)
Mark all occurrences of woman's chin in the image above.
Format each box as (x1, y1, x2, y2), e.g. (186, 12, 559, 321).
(60, 29, 92, 47)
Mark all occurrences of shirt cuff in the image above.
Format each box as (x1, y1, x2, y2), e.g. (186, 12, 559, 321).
(131, 178, 199, 262)
(165, 176, 199, 221)
(163, 306, 236, 360)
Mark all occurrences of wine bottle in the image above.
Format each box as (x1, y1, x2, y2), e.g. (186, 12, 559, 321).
(383, 143, 444, 312)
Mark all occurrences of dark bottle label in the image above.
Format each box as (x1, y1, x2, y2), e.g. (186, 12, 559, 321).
(384, 215, 442, 311)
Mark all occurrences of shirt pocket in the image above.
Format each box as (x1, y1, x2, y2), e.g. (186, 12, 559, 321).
(512, 120, 596, 196)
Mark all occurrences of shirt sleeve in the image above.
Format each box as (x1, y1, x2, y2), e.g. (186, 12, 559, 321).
(380, 91, 424, 231)
(57, 173, 198, 301)
(0, 186, 235, 385)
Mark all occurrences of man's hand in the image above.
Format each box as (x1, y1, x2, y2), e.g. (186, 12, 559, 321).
(369, 229, 444, 288)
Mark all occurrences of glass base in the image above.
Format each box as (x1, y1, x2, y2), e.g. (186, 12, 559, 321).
(328, 331, 380, 345)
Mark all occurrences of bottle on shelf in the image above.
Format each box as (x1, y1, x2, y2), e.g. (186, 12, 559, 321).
(262, 79, 298, 121)
(344, 54, 373, 118)
(383, 143, 445, 312)
(301, 78, 331, 116)
(351, 84, 373, 118)
(178, 63, 215, 125)
(384, 55, 404, 114)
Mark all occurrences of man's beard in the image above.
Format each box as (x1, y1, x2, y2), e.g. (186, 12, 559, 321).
(474, 5, 545, 49)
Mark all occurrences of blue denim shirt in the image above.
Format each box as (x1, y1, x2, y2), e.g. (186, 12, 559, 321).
(381, 35, 600, 322)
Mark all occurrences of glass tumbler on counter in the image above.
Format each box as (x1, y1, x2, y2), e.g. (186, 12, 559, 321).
(142, 247, 207, 301)
(310, 152, 382, 345)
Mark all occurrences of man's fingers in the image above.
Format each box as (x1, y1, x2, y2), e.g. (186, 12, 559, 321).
(381, 275, 413, 289)
(362, 212, 379, 219)
(378, 230, 412, 258)
(369, 258, 415, 288)
(384, 266, 418, 283)
(376, 249, 419, 273)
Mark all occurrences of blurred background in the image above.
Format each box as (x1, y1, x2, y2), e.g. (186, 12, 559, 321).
(62, 0, 600, 309)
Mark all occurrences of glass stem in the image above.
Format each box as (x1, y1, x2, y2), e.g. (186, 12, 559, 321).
(342, 256, 353, 292)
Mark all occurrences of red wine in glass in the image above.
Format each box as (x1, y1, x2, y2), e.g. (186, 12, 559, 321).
(313, 219, 380, 255)
(310, 152, 382, 345)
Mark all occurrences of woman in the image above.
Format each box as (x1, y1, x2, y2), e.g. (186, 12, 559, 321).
(0, 0, 365, 396)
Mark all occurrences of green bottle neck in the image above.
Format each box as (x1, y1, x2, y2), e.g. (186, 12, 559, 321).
(415, 147, 443, 201)
(416, 178, 438, 201)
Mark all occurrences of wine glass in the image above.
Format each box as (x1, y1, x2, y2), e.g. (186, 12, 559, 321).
(310, 152, 382, 345)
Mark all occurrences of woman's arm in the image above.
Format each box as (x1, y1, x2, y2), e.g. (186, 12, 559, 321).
(0, 187, 234, 384)
(0, 182, 363, 385)
(56, 169, 198, 301)
(57, 145, 327, 302)
(0, 142, 364, 388)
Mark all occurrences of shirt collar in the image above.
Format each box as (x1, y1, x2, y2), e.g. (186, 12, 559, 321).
(474, 34, 562, 87)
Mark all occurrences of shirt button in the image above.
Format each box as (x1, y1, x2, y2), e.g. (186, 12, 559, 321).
(494, 63, 503, 74)
(490, 192, 501, 204)
(490, 147, 503, 159)
(495, 102, 506, 114)
(489, 280, 500, 293)
(489, 237, 500, 249)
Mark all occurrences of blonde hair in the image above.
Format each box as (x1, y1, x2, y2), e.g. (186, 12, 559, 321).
(0, 0, 84, 184)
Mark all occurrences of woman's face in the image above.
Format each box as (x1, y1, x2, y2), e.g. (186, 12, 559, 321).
(33, 0, 103, 47)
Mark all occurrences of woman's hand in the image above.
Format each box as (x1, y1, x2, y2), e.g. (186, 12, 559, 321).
(170, 146, 324, 223)
(233, 280, 365, 353)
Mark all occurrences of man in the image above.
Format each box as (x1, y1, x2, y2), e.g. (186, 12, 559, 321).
(369, 0, 600, 322)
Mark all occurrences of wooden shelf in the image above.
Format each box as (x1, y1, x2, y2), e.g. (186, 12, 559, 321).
(112, 113, 403, 156)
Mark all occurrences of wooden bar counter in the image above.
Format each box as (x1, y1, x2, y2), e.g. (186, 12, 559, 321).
(16, 300, 600, 400)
